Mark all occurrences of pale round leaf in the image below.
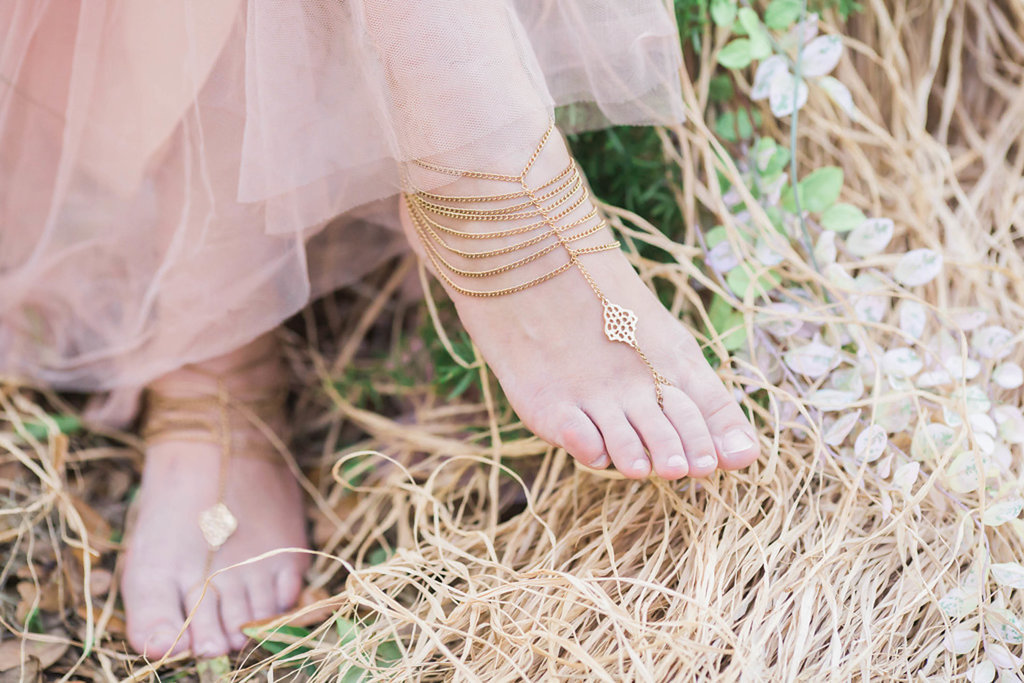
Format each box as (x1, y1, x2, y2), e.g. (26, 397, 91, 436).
(818, 76, 857, 118)
(985, 642, 1022, 671)
(952, 308, 988, 331)
(939, 588, 979, 619)
(973, 326, 1016, 360)
(946, 451, 983, 493)
(893, 249, 943, 286)
(898, 300, 928, 339)
(824, 410, 861, 446)
(814, 230, 838, 265)
(990, 563, 1024, 589)
(993, 363, 1024, 389)
(892, 461, 920, 494)
(783, 340, 838, 378)
(943, 628, 981, 655)
(854, 425, 887, 462)
(981, 499, 1023, 527)
(881, 347, 923, 378)
(985, 608, 1024, 645)
(752, 55, 788, 101)
(769, 72, 809, 117)
(910, 423, 957, 461)
(845, 218, 894, 257)
(798, 34, 843, 76)
(807, 389, 859, 411)
(966, 660, 996, 683)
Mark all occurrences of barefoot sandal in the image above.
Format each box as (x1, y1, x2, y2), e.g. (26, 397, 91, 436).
(141, 344, 288, 550)
(403, 123, 672, 406)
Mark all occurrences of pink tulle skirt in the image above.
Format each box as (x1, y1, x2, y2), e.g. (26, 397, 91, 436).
(0, 0, 686, 392)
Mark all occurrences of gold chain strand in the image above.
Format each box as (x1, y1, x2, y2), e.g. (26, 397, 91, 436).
(404, 122, 671, 407)
(413, 162, 575, 204)
(411, 172, 584, 221)
(418, 219, 614, 277)
(417, 215, 609, 262)
(404, 193, 621, 294)
(413, 202, 598, 241)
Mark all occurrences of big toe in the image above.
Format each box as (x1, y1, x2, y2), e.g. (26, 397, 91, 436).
(676, 358, 760, 470)
(124, 580, 187, 658)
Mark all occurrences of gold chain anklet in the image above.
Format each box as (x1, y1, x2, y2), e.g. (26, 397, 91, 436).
(403, 123, 672, 407)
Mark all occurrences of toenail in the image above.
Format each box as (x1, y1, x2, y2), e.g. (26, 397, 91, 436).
(591, 454, 610, 468)
(631, 458, 649, 473)
(694, 454, 717, 470)
(196, 641, 222, 657)
(722, 430, 755, 454)
(666, 455, 687, 470)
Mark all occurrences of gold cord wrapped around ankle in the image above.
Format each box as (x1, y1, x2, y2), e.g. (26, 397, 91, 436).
(140, 342, 289, 549)
(403, 123, 671, 407)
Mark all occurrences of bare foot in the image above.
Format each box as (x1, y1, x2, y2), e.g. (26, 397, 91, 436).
(401, 129, 760, 480)
(121, 336, 308, 658)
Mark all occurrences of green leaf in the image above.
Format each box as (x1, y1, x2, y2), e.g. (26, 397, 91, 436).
(764, 0, 802, 29)
(738, 8, 772, 59)
(785, 166, 844, 213)
(717, 39, 753, 69)
(243, 624, 313, 657)
(736, 107, 754, 139)
(710, 0, 738, 27)
(335, 617, 360, 645)
(367, 546, 391, 565)
(765, 150, 791, 178)
(820, 202, 865, 232)
(22, 414, 82, 440)
(714, 111, 738, 142)
(377, 640, 403, 664)
(708, 295, 748, 351)
(709, 74, 734, 103)
(726, 265, 782, 299)
(705, 225, 729, 248)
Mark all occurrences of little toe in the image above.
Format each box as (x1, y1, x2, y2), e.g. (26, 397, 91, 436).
(551, 405, 606, 468)
(124, 582, 187, 658)
(183, 584, 230, 658)
(625, 403, 687, 480)
(661, 387, 718, 477)
(274, 569, 304, 613)
(586, 406, 650, 479)
(217, 582, 253, 651)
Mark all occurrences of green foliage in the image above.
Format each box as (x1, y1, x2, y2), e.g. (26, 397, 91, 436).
(708, 294, 747, 350)
(22, 414, 81, 440)
(782, 166, 844, 213)
(715, 107, 762, 142)
(820, 202, 865, 232)
(566, 126, 684, 243)
(717, 38, 754, 68)
(809, 0, 863, 20)
(677, 0, 711, 47)
(423, 323, 480, 401)
(764, 0, 802, 29)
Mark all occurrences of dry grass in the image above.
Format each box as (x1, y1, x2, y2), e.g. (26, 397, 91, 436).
(2, 0, 1024, 680)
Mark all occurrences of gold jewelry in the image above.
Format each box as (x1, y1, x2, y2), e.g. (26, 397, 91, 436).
(141, 340, 288, 550)
(403, 123, 671, 407)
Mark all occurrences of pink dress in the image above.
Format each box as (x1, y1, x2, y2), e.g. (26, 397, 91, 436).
(0, 0, 686, 392)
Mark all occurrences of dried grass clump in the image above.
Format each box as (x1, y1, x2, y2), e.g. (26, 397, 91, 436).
(2, 0, 1023, 680)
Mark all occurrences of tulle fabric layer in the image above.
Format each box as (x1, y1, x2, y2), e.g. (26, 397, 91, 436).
(0, 0, 686, 392)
